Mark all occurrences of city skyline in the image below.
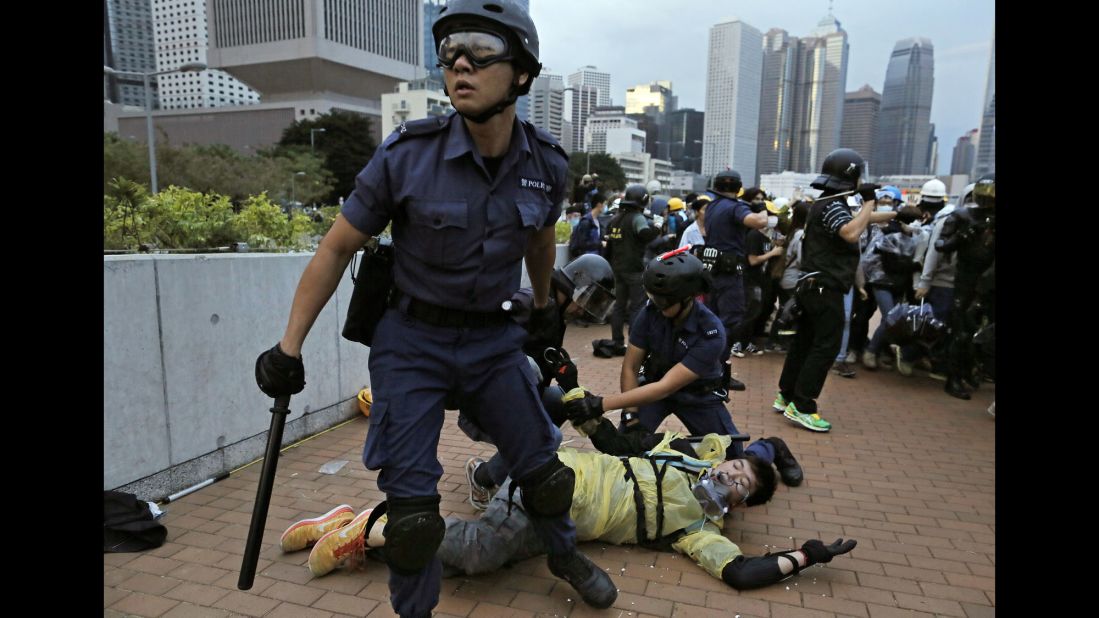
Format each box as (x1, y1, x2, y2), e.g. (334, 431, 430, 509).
(532, 0, 994, 176)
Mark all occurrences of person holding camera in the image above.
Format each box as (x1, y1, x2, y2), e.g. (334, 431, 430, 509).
(772, 149, 894, 432)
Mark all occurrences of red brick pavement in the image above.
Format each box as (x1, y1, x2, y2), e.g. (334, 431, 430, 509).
(105, 322, 995, 617)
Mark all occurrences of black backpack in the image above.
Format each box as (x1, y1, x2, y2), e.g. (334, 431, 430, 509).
(104, 490, 167, 553)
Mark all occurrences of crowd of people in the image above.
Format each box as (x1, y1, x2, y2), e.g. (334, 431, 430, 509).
(250, 2, 993, 616)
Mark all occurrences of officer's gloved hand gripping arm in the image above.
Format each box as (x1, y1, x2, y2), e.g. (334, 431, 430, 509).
(838, 184, 880, 244)
(256, 217, 370, 395)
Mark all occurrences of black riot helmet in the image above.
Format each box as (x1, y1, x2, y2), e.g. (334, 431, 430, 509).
(711, 169, 743, 196)
(432, 0, 542, 95)
(810, 148, 865, 193)
(620, 184, 650, 209)
(973, 173, 995, 210)
(642, 247, 711, 310)
(552, 254, 616, 321)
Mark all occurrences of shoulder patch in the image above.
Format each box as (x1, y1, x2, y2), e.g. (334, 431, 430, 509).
(527, 121, 569, 161)
(384, 114, 451, 150)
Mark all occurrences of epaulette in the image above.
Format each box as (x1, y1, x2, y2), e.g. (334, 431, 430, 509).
(526, 120, 568, 161)
(383, 115, 451, 150)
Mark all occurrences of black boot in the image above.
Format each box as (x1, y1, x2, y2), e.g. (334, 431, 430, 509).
(944, 379, 971, 400)
(764, 437, 803, 487)
(547, 549, 617, 609)
(723, 362, 746, 391)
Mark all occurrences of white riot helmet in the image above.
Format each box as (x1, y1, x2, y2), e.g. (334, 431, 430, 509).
(646, 179, 662, 195)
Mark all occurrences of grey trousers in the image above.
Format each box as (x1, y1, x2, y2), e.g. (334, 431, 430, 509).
(436, 479, 547, 577)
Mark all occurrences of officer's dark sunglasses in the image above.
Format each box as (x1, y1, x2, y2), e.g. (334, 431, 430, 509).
(437, 30, 513, 69)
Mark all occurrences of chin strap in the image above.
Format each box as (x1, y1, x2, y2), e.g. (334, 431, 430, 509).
(455, 83, 521, 124)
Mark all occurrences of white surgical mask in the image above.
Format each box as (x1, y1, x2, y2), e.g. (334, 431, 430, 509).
(767, 215, 779, 228)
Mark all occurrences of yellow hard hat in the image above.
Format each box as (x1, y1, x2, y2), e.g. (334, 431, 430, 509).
(357, 387, 372, 417)
(737, 187, 745, 197)
(667, 197, 685, 212)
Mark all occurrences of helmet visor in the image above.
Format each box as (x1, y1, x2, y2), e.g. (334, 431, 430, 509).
(645, 291, 685, 311)
(437, 30, 512, 68)
(973, 182, 995, 208)
(574, 282, 615, 322)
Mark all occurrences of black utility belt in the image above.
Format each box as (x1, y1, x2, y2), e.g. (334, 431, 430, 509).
(682, 377, 727, 395)
(795, 274, 846, 294)
(692, 246, 744, 275)
(392, 289, 510, 328)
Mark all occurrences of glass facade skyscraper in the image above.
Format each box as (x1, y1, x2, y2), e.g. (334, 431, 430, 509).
(974, 29, 994, 177)
(703, 19, 763, 181)
(874, 38, 935, 175)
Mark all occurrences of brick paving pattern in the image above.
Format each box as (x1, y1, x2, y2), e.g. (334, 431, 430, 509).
(106, 321, 994, 617)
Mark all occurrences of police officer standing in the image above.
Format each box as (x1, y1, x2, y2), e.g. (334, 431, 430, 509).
(602, 183, 660, 355)
(934, 174, 995, 400)
(696, 170, 769, 391)
(253, 1, 616, 615)
(772, 149, 891, 432)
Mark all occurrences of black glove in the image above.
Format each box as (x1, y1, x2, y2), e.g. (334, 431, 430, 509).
(800, 538, 857, 565)
(856, 183, 881, 203)
(555, 358, 579, 391)
(527, 298, 561, 347)
(255, 343, 306, 398)
(563, 390, 604, 424)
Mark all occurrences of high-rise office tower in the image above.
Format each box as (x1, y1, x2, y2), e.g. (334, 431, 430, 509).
(756, 28, 798, 177)
(974, 29, 994, 177)
(423, 1, 446, 88)
(568, 65, 611, 152)
(788, 14, 849, 175)
(874, 38, 935, 175)
(951, 128, 979, 177)
(702, 18, 763, 180)
(667, 109, 705, 173)
(105, 0, 160, 108)
(840, 84, 881, 166)
(530, 72, 566, 146)
(626, 81, 676, 160)
(584, 107, 645, 155)
(155, 0, 260, 109)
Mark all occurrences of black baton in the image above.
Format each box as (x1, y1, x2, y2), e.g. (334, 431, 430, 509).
(237, 394, 291, 590)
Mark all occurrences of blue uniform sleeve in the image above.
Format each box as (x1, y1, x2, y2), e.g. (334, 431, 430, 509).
(732, 200, 753, 224)
(821, 201, 853, 237)
(340, 142, 396, 236)
(628, 305, 653, 350)
(678, 325, 724, 377)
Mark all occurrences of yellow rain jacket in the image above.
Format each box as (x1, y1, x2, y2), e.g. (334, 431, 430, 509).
(556, 431, 745, 580)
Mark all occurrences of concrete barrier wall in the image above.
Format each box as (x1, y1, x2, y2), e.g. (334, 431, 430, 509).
(104, 245, 569, 499)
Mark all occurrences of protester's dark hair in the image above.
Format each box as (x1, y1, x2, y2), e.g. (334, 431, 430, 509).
(897, 205, 922, 225)
(591, 193, 605, 207)
(565, 204, 583, 216)
(789, 201, 810, 232)
(744, 454, 777, 506)
(685, 192, 698, 204)
(741, 187, 765, 203)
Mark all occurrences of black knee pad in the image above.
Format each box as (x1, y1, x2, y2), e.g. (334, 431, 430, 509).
(380, 495, 446, 575)
(518, 458, 575, 517)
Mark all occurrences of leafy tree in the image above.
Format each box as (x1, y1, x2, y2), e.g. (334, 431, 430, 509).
(104, 177, 151, 250)
(104, 133, 336, 207)
(567, 152, 627, 194)
(141, 186, 237, 249)
(233, 193, 313, 250)
(278, 110, 377, 205)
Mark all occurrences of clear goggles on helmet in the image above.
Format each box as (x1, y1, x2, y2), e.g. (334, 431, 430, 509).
(437, 30, 513, 69)
(573, 282, 615, 322)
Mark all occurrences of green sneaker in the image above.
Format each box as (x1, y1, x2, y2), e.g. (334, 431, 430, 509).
(772, 392, 788, 412)
(784, 402, 832, 432)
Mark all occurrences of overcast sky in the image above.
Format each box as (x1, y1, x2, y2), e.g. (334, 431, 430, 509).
(528, 0, 995, 175)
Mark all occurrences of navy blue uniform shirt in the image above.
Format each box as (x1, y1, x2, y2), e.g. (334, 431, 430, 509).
(629, 300, 726, 384)
(341, 112, 566, 312)
(701, 196, 754, 256)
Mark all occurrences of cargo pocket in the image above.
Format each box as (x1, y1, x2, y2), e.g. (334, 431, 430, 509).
(362, 399, 390, 470)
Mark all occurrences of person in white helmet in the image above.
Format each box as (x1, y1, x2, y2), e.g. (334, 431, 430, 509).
(893, 178, 955, 379)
